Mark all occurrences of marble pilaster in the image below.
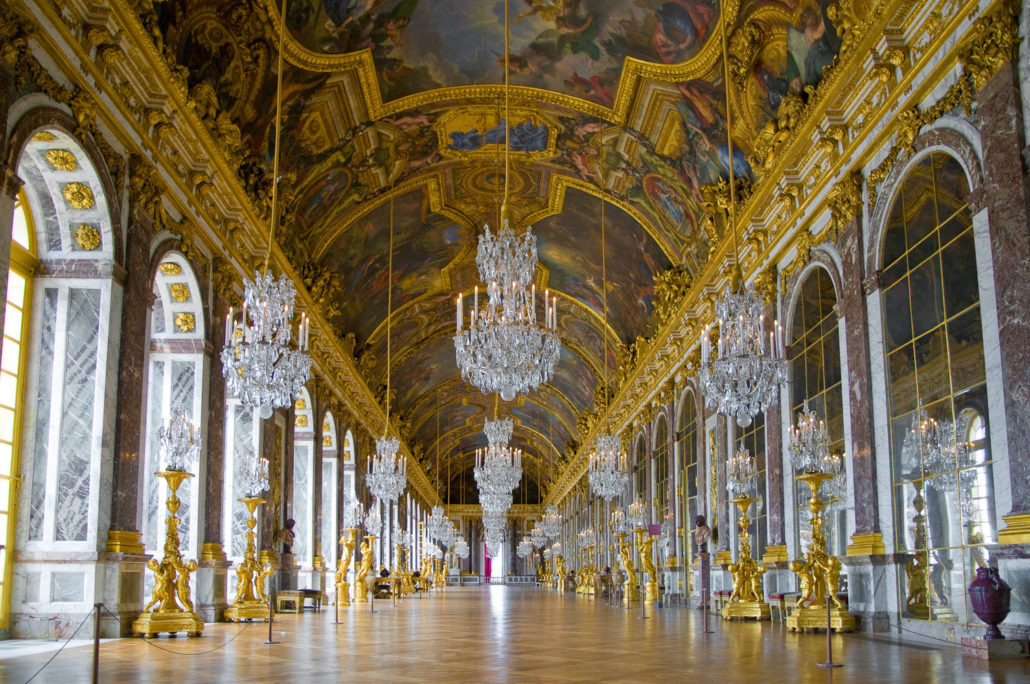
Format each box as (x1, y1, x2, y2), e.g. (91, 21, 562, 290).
(977, 63, 1030, 528)
(764, 302, 786, 549)
(838, 217, 883, 549)
(106, 208, 154, 555)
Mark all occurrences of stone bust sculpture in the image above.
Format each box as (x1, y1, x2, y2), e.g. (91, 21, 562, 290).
(694, 515, 712, 552)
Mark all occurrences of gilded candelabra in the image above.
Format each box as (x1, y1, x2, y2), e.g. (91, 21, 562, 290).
(722, 496, 770, 620)
(433, 556, 446, 588)
(636, 528, 659, 604)
(224, 498, 274, 622)
(335, 528, 357, 607)
(786, 473, 854, 631)
(616, 533, 638, 604)
(397, 545, 415, 595)
(132, 471, 204, 637)
(354, 535, 375, 603)
(555, 555, 568, 592)
(904, 483, 955, 620)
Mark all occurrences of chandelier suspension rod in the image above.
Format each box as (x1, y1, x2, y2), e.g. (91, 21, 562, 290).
(265, 0, 288, 274)
(385, 195, 394, 434)
(600, 150, 608, 423)
(720, 13, 741, 283)
(503, 0, 511, 214)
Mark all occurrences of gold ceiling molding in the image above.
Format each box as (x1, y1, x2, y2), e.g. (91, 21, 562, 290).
(260, 0, 732, 124)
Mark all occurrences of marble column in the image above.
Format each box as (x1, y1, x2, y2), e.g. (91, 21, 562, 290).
(714, 414, 729, 555)
(838, 216, 885, 555)
(978, 62, 1030, 541)
(309, 392, 326, 597)
(197, 286, 230, 622)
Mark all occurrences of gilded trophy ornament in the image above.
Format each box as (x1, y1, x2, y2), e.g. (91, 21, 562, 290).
(132, 471, 204, 638)
(224, 498, 273, 622)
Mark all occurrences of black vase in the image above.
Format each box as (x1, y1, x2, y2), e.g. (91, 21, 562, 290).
(968, 566, 1011, 640)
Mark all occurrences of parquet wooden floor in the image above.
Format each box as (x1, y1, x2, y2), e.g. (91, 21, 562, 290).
(3, 586, 1029, 682)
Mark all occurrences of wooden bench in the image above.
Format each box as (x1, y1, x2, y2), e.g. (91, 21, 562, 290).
(275, 589, 322, 614)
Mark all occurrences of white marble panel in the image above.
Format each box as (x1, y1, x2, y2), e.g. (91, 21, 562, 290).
(865, 292, 896, 551)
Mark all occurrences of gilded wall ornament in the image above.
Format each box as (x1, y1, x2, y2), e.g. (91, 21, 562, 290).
(169, 283, 191, 302)
(174, 312, 196, 332)
(295, 398, 306, 410)
(45, 149, 78, 171)
(159, 262, 182, 276)
(322, 435, 332, 447)
(62, 182, 95, 209)
(32, 131, 55, 142)
(295, 415, 308, 428)
(73, 224, 101, 250)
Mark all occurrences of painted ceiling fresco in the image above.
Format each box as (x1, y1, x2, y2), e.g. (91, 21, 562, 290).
(151, 0, 843, 498)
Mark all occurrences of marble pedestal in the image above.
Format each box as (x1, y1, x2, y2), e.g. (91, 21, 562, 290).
(196, 558, 231, 623)
(840, 553, 892, 632)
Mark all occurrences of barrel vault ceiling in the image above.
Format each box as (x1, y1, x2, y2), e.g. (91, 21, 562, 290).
(153, 0, 841, 500)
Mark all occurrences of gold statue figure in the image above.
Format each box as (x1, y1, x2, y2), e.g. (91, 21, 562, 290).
(224, 498, 272, 622)
(616, 533, 638, 604)
(722, 496, 770, 620)
(336, 529, 357, 607)
(355, 536, 375, 603)
(174, 559, 198, 613)
(555, 555, 568, 593)
(636, 528, 659, 604)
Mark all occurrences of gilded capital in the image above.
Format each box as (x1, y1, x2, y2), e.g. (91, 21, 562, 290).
(959, 0, 1020, 92)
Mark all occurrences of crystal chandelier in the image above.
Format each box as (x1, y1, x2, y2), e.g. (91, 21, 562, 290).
(627, 497, 647, 530)
(696, 47, 785, 429)
(454, 538, 470, 560)
(343, 500, 365, 530)
(426, 506, 449, 541)
(453, 3, 560, 403)
(220, 12, 311, 421)
(364, 506, 381, 538)
(902, 404, 967, 490)
(788, 400, 831, 473)
(727, 447, 758, 498)
(367, 196, 407, 504)
(699, 283, 786, 428)
(159, 409, 201, 473)
(368, 435, 406, 503)
(577, 528, 596, 549)
(394, 528, 412, 549)
(517, 537, 534, 559)
(236, 447, 269, 498)
(540, 504, 562, 540)
(589, 434, 629, 501)
(530, 523, 548, 548)
(609, 507, 627, 535)
(474, 416, 522, 514)
(486, 534, 503, 558)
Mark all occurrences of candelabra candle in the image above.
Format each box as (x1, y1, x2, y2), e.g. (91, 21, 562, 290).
(788, 400, 831, 473)
(627, 497, 647, 529)
(610, 507, 627, 535)
(727, 447, 758, 498)
(236, 448, 269, 498)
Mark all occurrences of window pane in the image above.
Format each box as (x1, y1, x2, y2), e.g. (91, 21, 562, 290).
(0, 481, 9, 511)
(11, 203, 30, 249)
(4, 305, 21, 341)
(0, 443, 11, 477)
(0, 407, 13, 443)
(6, 271, 25, 306)
(0, 341, 19, 376)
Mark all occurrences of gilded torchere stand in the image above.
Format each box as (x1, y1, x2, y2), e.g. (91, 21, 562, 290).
(433, 558, 446, 588)
(616, 533, 638, 605)
(224, 498, 273, 622)
(636, 528, 659, 604)
(354, 535, 375, 603)
(132, 471, 205, 638)
(397, 546, 415, 596)
(787, 473, 855, 632)
(722, 496, 770, 620)
(555, 555, 568, 593)
(335, 528, 358, 607)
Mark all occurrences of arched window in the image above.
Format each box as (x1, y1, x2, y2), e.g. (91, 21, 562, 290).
(734, 414, 766, 560)
(633, 436, 647, 504)
(223, 400, 260, 561)
(141, 252, 207, 598)
(787, 267, 846, 556)
(880, 151, 991, 623)
(320, 411, 338, 574)
(292, 388, 314, 575)
(678, 391, 699, 566)
(13, 128, 120, 634)
(0, 192, 38, 627)
(653, 416, 669, 524)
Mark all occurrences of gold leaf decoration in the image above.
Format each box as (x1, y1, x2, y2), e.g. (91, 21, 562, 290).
(62, 182, 94, 209)
(159, 261, 182, 276)
(295, 398, 306, 410)
(322, 421, 330, 432)
(174, 312, 195, 332)
(169, 283, 191, 302)
(45, 149, 78, 171)
(32, 131, 56, 142)
(73, 224, 100, 250)
(322, 435, 332, 447)
(295, 415, 309, 428)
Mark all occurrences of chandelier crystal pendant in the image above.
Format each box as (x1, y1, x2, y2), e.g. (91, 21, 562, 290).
(453, 0, 560, 403)
(453, 538, 470, 560)
(517, 537, 534, 559)
(530, 523, 548, 549)
(220, 0, 310, 421)
(727, 447, 758, 498)
(788, 400, 832, 473)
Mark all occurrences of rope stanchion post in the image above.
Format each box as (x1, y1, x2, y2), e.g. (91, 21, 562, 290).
(92, 603, 102, 684)
(818, 593, 843, 668)
(262, 575, 279, 645)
